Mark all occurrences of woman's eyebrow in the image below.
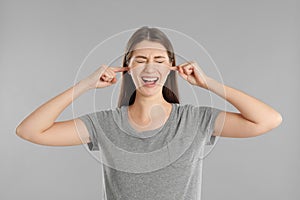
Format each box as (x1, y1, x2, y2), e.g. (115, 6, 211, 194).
(154, 56, 166, 59)
(135, 55, 166, 59)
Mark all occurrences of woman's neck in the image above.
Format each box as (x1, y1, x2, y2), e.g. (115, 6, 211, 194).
(128, 91, 171, 123)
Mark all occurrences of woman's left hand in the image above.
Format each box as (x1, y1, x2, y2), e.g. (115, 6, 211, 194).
(170, 61, 210, 89)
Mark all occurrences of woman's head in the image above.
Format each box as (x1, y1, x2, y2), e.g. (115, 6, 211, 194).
(118, 26, 180, 107)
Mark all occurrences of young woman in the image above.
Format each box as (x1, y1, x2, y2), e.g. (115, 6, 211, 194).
(16, 26, 282, 199)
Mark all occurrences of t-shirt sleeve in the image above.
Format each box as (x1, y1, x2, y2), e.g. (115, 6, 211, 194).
(197, 106, 223, 146)
(78, 112, 100, 151)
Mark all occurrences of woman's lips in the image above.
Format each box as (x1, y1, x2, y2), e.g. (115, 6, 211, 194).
(141, 76, 159, 85)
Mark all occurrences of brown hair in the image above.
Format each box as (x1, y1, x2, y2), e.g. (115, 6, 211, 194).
(117, 26, 180, 108)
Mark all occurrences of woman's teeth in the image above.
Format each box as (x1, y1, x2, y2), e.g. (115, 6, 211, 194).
(141, 76, 159, 84)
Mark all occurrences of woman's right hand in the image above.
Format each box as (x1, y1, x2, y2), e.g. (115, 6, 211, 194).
(81, 64, 130, 89)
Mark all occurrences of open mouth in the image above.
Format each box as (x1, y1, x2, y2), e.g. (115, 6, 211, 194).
(141, 76, 159, 85)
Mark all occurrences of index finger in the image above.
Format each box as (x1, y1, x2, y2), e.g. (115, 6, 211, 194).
(169, 66, 179, 71)
(110, 66, 130, 72)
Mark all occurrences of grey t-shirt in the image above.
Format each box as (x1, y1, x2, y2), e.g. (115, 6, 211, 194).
(78, 103, 222, 200)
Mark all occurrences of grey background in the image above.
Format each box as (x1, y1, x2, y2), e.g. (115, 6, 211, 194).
(1, 0, 299, 199)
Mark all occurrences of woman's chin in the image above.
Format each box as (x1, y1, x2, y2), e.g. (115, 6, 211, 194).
(137, 83, 163, 96)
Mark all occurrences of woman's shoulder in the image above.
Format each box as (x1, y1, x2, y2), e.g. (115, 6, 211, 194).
(175, 103, 219, 118)
(82, 106, 122, 118)
(176, 103, 206, 110)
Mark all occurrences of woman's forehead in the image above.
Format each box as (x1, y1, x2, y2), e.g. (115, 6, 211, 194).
(132, 48, 168, 57)
(133, 40, 167, 53)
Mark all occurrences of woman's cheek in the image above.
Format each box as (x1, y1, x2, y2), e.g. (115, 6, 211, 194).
(159, 70, 170, 85)
(131, 69, 143, 87)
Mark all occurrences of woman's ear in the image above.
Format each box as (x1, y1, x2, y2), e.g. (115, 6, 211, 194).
(127, 65, 131, 74)
(127, 59, 133, 75)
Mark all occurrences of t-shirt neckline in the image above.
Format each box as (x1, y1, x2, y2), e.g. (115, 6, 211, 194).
(121, 103, 176, 138)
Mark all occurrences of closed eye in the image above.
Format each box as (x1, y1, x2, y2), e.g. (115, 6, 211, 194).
(135, 60, 165, 63)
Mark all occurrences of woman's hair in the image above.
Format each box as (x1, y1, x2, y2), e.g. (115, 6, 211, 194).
(117, 26, 180, 108)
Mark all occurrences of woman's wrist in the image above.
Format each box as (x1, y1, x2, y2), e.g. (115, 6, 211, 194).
(77, 79, 94, 91)
(197, 76, 216, 90)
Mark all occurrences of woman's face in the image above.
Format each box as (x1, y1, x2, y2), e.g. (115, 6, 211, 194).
(128, 40, 172, 97)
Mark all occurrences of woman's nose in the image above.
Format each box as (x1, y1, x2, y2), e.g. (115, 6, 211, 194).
(143, 63, 157, 72)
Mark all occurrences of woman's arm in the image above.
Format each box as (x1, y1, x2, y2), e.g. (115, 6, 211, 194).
(206, 77, 283, 138)
(173, 61, 282, 138)
(16, 80, 91, 143)
(16, 65, 128, 146)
